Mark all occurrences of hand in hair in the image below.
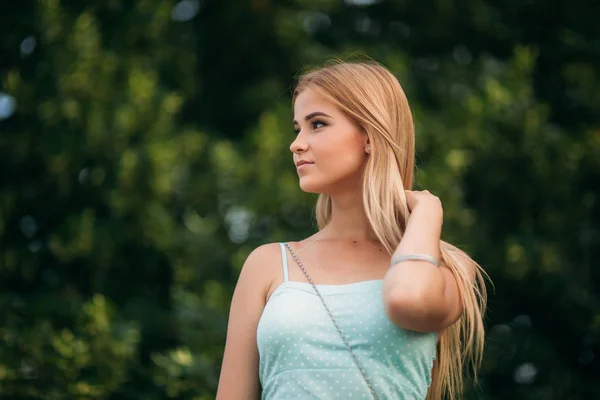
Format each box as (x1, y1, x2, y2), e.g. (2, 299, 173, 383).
(382, 189, 468, 333)
(404, 190, 444, 222)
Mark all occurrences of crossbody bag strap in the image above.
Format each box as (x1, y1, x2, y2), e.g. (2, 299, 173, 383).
(283, 242, 377, 400)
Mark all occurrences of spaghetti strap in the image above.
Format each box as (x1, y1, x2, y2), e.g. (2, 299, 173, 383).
(279, 242, 289, 282)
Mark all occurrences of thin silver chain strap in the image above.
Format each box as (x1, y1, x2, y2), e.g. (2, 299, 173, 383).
(283, 243, 378, 400)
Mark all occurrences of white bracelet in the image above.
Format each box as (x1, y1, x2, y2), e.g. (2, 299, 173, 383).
(391, 254, 440, 267)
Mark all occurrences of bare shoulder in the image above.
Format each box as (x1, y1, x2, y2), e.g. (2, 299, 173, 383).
(216, 242, 283, 399)
(246, 242, 283, 261)
(238, 242, 284, 302)
(241, 242, 282, 274)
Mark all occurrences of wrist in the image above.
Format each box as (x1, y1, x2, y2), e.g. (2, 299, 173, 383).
(408, 205, 443, 226)
(397, 206, 442, 256)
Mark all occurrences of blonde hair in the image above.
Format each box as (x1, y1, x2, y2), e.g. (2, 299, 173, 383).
(293, 60, 488, 400)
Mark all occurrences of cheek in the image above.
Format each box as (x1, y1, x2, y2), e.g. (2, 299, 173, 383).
(313, 147, 365, 186)
(298, 133, 366, 192)
(321, 143, 365, 174)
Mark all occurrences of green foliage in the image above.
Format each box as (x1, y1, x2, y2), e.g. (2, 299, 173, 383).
(1, 0, 599, 398)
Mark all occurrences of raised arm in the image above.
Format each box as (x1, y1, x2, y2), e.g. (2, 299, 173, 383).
(216, 244, 278, 399)
(382, 190, 476, 333)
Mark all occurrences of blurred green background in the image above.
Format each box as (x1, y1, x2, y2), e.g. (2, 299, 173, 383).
(1, 0, 599, 399)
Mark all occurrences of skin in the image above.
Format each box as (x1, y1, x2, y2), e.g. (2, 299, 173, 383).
(216, 88, 474, 399)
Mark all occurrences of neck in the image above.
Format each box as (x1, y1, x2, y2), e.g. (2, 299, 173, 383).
(316, 190, 378, 242)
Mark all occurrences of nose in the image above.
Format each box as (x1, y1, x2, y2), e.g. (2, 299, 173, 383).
(290, 132, 308, 154)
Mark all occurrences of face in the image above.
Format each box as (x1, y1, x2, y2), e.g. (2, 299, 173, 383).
(291, 88, 369, 195)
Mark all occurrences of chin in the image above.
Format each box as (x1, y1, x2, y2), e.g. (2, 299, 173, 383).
(298, 177, 328, 194)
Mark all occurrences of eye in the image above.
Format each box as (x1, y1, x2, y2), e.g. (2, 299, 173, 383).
(311, 120, 326, 130)
(293, 127, 300, 135)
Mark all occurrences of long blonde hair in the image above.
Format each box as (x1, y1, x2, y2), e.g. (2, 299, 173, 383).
(293, 61, 488, 400)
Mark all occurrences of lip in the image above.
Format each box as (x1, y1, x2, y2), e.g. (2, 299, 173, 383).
(295, 160, 314, 168)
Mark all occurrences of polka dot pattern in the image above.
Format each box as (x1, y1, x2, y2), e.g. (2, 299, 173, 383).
(257, 278, 437, 399)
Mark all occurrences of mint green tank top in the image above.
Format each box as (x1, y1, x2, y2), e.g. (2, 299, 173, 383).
(256, 243, 437, 399)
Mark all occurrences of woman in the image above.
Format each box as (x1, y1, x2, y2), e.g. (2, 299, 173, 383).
(216, 61, 488, 399)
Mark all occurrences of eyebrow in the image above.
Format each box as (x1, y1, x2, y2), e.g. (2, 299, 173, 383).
(292, 111, 332, 125)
